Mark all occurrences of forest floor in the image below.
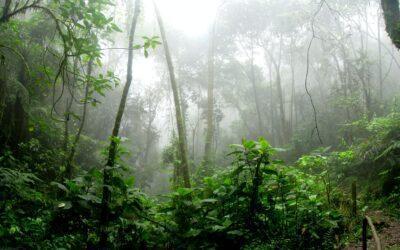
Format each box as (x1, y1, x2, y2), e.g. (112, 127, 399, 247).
(346, 211, 400, 249)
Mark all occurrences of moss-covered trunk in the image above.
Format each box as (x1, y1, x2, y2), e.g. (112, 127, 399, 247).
(381, 0, 400, 49)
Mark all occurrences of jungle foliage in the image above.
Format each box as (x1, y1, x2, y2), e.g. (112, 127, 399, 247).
(1, 0, 400, 249)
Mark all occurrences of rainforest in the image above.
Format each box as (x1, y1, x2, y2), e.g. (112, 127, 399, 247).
(1, 0, 400, 249)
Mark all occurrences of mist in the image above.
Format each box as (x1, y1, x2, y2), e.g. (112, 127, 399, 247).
(1, 0, 400, 248)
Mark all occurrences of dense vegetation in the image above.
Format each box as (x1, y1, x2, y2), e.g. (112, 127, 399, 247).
(1, 0, 400, 249)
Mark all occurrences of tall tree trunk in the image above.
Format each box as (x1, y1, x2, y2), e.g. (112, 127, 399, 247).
(65, 59, 93, 179)
(275, 63, 286, 144)
(63, 97, 71, 152)
(143, 110, 156, 167)
(381, 0, 400, 49)
(267, 62, 276, 145)
(63, 59, 78, 156)
(249, 41, 264, 136)
(378, 13, 384, 101)
(12, 95, 28, 151)
(203, 20, 216, 167)
(99, 0, 141, 246)
(266, 38, 286, 145)
(289, 39, 295, 134)
(269, 52, 286, 145)
(154, 2, 191, 188)
(357, 27, 373, 120)
(0, 56, 6, 125)
(178, 83, 189, 143)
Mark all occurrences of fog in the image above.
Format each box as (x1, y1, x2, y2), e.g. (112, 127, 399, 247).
(2, 0, 400, 248)
(85, 0, 400, 193)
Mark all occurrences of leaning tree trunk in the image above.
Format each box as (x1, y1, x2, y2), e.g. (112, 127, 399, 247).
(381, 0, 400, 50)
(203, 20, 216, 167)
(154, 1, 191, 188)
(99, 0, 141, 246)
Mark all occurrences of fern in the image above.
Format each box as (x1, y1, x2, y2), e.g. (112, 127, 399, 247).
(0, 167, 41, 199)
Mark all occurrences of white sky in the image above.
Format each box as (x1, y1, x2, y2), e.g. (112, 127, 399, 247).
(129, 1, 219, 145)
(149, 0, 218, 37)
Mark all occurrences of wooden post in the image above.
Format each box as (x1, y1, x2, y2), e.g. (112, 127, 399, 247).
(362, 217, 367, 250)
(352, 181, 357, 216)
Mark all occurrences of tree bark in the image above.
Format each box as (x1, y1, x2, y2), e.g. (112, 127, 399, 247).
(154, 1, 191, 188)
(99, 0, 141, 246)
(381, 0, 400, 49)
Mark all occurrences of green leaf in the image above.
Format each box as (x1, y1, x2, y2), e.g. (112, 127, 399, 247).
(57, 201, 72, 210)
(78, 194, 101, 203)
(51, 182, 69, 193)
(175, 187, 193, 196)
(201, 198, 218, 204)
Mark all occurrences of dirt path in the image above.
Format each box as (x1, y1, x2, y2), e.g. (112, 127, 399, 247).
(345, 211, 400, 249)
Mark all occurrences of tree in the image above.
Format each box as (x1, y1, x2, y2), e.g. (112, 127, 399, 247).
(381, 0, 400, 49)
(203, 19, 216, 168)
(154, 1, 191, 188)
(99, 0, 141, 246)
(65, 59, 93, 179)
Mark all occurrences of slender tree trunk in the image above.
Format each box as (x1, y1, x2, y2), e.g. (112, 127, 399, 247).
(99, 0, 141, 246)
(333, 52, 353, 143)
(289, 39, 295, 134)
(154, 1, 191, 188)
(65, 59, 93, 179)
(12, 95, 28, 151)
(267, 62, 276, 145)
(143, 110, 156, 167)
(203, 20, 216, 167)
(275, 63, 286, 144)
(0, 57, 6, 125)
(381, 0, 400, 49)
(266, 40, 286, 145)
(178, 83, 189, 145)
(249, 41, 264, 136)
(63, 97, 71, 152)
(357, 29, 373, 120)
(63, 59, 78, 156)
(269, 53, 286, 145)
(378, 13, 384, 101)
